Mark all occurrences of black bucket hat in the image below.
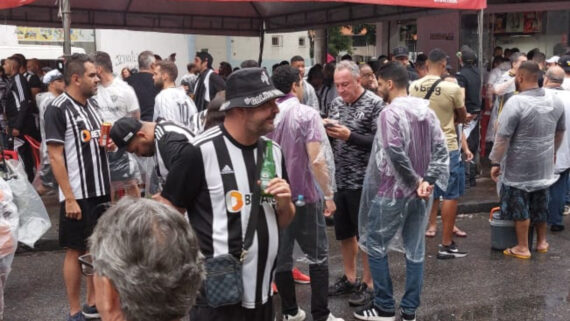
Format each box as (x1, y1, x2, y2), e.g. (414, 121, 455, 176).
(220, 67, 284, 111)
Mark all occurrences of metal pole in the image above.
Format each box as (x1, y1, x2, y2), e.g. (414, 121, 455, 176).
(258, 21, 265, 67)
(62, 0, 71, 55)
(478, 9, 484, 95)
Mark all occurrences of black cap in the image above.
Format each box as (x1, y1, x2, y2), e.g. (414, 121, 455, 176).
(559, 55, 570, 73)
(460, 46, 477, 63)
(220, 67, 284, 111)
(393, 47, 409, 58)
(109, 117, 142, 149)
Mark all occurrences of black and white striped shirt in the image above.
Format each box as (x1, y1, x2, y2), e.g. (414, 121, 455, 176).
(154, 120, 195, 186)
(44, 93, 110, 201)
(161, 125, 284, 309)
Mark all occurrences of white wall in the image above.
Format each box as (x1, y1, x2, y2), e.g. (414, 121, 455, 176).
(95, 29, 189, 82)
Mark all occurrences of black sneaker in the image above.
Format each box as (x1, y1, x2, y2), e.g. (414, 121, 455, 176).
(400, 308, 416, 321)
(437, 242, 467, 259)
(353, 303, 395, 321)
(348, 282, 374, 306)
(551, 224, 565, 232)
(81, 304, 100, 319)
(328, 275, 359, 296)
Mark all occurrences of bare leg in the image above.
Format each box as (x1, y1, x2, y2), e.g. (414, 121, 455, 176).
(441, 199, 458, 246)
(426, 199, 439, 236)
(511, 219, 531, 256)
(340, 237, 358, 283)
(63, 249, 83, 315)
(535, 222, 549, 251)
(360, 253, 373, 288)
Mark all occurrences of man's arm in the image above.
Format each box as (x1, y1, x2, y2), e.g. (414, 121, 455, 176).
(493, 77, 515, 96)
(48, 143, 82, 219)
(424, 114, 449, 186)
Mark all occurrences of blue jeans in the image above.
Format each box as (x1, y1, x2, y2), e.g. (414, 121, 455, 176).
(548, 169, 569, 226)
(366, 197, 428, 315)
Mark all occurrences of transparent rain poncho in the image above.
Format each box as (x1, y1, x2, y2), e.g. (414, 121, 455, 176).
(358, 97, 449, 261)
(267, 95, 336, 265)
(489, 88, 566, 192)
(0, 176, 18, 320)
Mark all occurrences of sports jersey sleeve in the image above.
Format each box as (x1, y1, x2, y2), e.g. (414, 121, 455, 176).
(161, 144, 204, 209)
(157, 132, 193, 170)
(44, 105, 66, 144)
(451, 85, 465, 110)
(125, 85, 140, 114)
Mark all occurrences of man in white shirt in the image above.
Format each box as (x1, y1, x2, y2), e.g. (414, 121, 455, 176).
(93, 51, 141, 199)
(153, 60, 197, 129)
(291, 55, 319, 111)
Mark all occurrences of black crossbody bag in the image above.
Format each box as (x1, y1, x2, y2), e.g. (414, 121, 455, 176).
(203, 140, 264, 308)
(424, 79, 443, 100)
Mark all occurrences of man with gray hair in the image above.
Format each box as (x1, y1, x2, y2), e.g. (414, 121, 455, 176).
(126, 50, 160, 121)
(85, 197, 204, 321)
(324, 60, 383, 307)
(543, 65, 570, 232)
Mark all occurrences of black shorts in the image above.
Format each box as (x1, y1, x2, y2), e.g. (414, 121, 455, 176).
(333, 189, 362, 240)
(500, 185, 549, 223)
(59, 195, 111, 251)
(189, 297, 274, 321)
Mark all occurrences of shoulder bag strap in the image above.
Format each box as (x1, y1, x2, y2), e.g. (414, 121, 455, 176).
(424, 79, 443, 100)
(241, 139, 265, 262)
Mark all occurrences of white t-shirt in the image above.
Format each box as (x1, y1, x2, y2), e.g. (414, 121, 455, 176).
(562, 77, 570, 91)
(153, 87, 197, 129)
(95, 77, 140, 123)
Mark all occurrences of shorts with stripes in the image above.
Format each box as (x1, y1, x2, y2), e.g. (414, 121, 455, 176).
(59, 195, 111, 251)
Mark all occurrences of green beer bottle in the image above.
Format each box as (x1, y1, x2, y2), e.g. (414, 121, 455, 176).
(260, 140, 276, 196)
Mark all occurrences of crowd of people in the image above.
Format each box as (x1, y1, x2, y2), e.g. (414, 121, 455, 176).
(0, 41, 568, 321)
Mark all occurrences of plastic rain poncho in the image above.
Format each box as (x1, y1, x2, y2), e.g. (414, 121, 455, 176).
(489, 88, 566, 192)
(0, 176, 18, 320)
(267, 95, 336, 265)
(358, 96, 449, 261)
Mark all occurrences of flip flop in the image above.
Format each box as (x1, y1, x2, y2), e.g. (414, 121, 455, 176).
(503, 248, 531, 260)
(425, 229, 436, 238)
(453, 226, 467, 237)
(536, 245, 549, 253)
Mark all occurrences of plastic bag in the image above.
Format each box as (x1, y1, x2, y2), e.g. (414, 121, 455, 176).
(358, 97, 448, 259)
(267, 96, 336, 265)
(0, 176, 18, 321)
(5, 159, 51, 248)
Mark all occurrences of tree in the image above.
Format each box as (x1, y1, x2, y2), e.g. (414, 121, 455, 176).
(327, 26, 352, 57)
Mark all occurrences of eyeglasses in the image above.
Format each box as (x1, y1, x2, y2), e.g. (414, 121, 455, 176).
(78, 254, 94, 276)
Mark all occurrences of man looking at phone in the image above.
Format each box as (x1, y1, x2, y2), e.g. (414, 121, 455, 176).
(324, 60, 384, 307)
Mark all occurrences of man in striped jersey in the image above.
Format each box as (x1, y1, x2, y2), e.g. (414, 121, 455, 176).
(109, 117, 194, 194)
(158, 68, 295, 321)
(153, 60, 197, 129)
(44, 53, 111, 321)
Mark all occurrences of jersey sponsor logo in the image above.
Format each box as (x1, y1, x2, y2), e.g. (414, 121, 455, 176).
(226, 190, 250, 213)
(80, 129, 101, 143)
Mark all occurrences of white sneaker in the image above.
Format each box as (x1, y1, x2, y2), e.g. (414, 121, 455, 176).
(282, 308, 306, 321)
(326, 313, 345, 321)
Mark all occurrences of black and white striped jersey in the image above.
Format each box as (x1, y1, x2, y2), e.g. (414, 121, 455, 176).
(161, 124, 284, 309)
(154, 120, 195, 186)
(44, 92, 111, 201)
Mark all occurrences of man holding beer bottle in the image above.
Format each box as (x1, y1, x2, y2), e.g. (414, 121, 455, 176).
(44, 53, 111, 321)
(156, 68, 295, 321)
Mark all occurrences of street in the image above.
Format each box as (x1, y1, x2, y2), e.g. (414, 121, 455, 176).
(4, 213, 570, 321)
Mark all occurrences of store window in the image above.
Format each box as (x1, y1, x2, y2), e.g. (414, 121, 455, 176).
(298, 37, 306, 47)
(272, 35, 283, 47)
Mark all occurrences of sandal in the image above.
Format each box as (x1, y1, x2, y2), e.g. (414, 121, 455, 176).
(503, 248, 531, 260)
(536, 244, 549, 253)
(425, 229, 436, 238)
(453, 226, 467, 237)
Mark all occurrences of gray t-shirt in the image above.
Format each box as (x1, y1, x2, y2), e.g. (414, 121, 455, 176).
(495, 88, 565, 191)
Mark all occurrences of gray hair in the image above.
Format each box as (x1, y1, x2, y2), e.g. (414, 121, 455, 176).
(138, 50, 156, 70)
(546, 65, 565, 84)
(335, 60, 360, 79)
(89, 198, 204, 321)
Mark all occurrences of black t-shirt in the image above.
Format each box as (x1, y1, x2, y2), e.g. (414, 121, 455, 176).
(126, 72, 159, 121)
(456, 66, 481, 114)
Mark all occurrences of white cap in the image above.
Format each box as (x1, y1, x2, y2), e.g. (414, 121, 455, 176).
(546, 56, 560, 64)
(42, 69, 63, 85)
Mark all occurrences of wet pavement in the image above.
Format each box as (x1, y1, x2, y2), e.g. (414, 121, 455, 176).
(5, 212, 570, 321)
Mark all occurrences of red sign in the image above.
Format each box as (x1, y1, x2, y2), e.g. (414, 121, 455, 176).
(0, 0, 36, 10)
(208, 0, 486, 10)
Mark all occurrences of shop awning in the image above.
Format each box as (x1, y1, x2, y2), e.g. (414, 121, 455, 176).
(1, 0, 486, 37)
(0, 0, 35, 10)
